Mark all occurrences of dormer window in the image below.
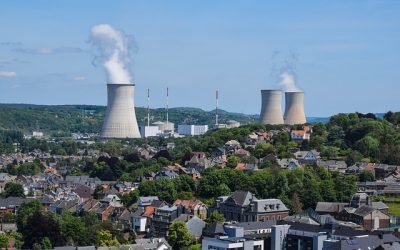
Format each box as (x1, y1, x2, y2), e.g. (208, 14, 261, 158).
(269, 204, 274, 210)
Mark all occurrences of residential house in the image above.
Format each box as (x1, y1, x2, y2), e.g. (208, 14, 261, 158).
(290, 129, 311, 142)
(74, 185, 93, 203)
(155, 170, 179, 180)
(0, 173, 14, 192)
(152, 205, 182, 237)
(294, 150, 320, 165)
(174, 214, 206, 239)
(234, 148, 251, 158)
(132, 238, 172, 250)
(138, 196, 159, 208)
(277, 158, 300, 170)
(317, 160, 347, 173)
(224, 140, 242, 153)
(173, 199, 208, 219)
(212, 191, 289, 223)
(235, 163, 258, 172)
(184, 154, 211, 173)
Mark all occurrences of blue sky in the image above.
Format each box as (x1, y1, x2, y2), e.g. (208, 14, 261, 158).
(0, 1, 399, 116)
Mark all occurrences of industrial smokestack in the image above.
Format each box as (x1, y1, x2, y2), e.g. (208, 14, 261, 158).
(284, 91, 306, 125)
(259, 90, 284, 125)
(100, 83, 141, 138)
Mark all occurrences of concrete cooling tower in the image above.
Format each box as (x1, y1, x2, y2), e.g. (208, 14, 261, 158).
(259, 90, 284, 125)
(284, 91, 306, 125)
(100, 83, 141, 139)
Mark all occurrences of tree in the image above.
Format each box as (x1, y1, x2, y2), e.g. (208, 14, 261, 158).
(21, 211, 64, 249)
(3, 182, 25, 198)
(206, 211, 225, 225)
(120, 190, 139, 208)
(359, 170, 375, 182)
(274, 172, 289, 197)
(16, 200, 42, 231)
(0, 233, 9, 248)
(60, 212, 86, 246)
(98, 230, 119, 247)
(226, 155, 240, 169)
(167, 221, 195, 250)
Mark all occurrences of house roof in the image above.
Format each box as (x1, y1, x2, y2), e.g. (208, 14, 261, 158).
(353, 205, 376, 217)
(252, 199, 289, 213)
(236, 221, 277, 230)
(372, 201, 389, 210)
(229, 191, 254, 207)
(185, 216, 206, 238)
(315, 202, 347, 213)
(74, 185, 93, 199)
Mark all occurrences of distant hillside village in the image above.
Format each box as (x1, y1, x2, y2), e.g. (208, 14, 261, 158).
(0, 112, 400, 249)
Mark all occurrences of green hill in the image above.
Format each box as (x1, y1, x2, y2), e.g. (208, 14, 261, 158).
(0, 104, 256, 135)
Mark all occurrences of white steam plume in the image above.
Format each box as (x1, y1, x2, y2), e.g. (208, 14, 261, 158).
(278, 71, 301, 92)
(90, 24, 133, 84)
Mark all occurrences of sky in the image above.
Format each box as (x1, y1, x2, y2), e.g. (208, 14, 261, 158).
(0, 1, 399, 117)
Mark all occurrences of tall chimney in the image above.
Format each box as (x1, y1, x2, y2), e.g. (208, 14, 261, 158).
(259, 90, 284, 125)
(100, 83, 141, 138)
(284, 91, 306, 125)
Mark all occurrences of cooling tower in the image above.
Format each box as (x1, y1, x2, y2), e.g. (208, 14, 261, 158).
(284, 91, 306, 125)
(259, 90, 284, 125)
(100, 83, 141, 138)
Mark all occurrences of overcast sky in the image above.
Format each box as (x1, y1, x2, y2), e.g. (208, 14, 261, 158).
(0, 1, 399, 116)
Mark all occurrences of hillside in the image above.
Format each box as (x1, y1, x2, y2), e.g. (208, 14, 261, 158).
(0, 104, 256, 135)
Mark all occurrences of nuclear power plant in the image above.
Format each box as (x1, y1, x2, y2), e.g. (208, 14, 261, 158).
(284, 91, 306, 125)
(100, 83, 141, 139)
(259, 90, 306, 125)
(259, 90, 284, 125)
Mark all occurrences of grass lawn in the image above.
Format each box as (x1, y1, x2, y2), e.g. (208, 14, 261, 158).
(387, 203, 400, 217)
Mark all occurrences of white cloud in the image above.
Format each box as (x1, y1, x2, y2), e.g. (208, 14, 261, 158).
(73, 76, 86, 81)
(13, 47, 85, 55)
(0, 71, 17, 77)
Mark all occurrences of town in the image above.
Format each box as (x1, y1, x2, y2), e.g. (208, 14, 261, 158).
(0, 111, 400, 249)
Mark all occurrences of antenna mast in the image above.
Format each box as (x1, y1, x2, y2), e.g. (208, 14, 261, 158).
(147, 88, 150, 127)
(215, 90, 219, 127)
(166, 87, 169, 127)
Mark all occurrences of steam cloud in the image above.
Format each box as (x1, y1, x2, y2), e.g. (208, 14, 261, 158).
(278, 71, 301, 92)
(90, 24, 133, 84)
(270, 50, 302, 92)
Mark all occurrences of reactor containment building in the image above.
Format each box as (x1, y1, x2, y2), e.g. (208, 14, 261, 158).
(100, 83, 141, 139)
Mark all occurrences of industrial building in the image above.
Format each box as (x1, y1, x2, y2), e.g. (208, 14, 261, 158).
(284, 91, 306, 125)
(139, 126, 161, 138)
(178, 125, 209, 136)
(259, 90, 284, 125)
(259, 89, 307, 125)
(100, 83, 141, 139)
(152, 121, 174, 133)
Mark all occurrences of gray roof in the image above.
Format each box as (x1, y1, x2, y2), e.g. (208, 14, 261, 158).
(133, 238, 172, 250)
(138, 196, 159, 204)
(185, 216, 206, 238)
(315, 202, 347, 213)
(371, 201, 389, 210)
(229, 191, 254, 206)
(158, 205, 178, 212)
(251, 198, 289, 213)
(353, 205, 376, 217)
(236, 221, 277, 230)
(283, 216, 319, 225)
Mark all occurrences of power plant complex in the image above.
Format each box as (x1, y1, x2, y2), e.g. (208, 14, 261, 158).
(100, 83, 141, 139)
(259, 90, 306, 125)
